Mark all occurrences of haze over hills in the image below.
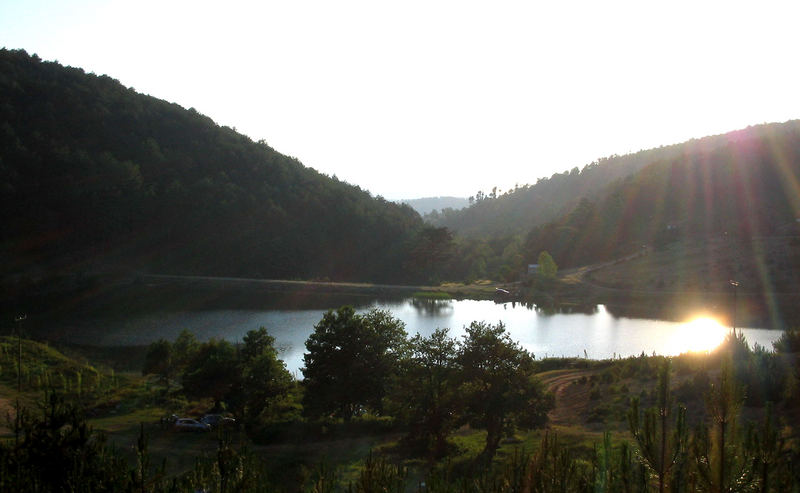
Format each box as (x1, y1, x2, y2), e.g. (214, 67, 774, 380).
(424, 135, 748, 239)
(414, 121, 800, 291)
(520, 122, 800, 263)
(0, 49, 423, 283)
(399, 196, 469, 216)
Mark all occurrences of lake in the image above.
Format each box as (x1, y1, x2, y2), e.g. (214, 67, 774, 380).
(44, 296, 784, 377)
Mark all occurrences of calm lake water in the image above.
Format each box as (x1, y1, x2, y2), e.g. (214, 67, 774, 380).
(51, 297, 783, 377)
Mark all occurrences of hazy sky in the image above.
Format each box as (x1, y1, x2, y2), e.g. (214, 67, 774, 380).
(2, 1, 799, 199)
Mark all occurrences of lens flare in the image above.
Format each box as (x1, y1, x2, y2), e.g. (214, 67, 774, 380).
(669, 316, 728, 354)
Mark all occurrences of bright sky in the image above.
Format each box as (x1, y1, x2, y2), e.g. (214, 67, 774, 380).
(2, 1, 799, 200)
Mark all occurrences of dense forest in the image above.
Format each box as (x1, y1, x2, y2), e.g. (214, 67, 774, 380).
(523, 123, 800, 273)
(424, 146, 692, 238)
(0, 49, 425, 284)
(420, 121, 800, 287)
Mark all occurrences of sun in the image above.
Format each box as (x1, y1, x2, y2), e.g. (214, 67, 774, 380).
(669, 316, 728, 354)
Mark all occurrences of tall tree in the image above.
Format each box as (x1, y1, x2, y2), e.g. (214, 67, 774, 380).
(142, 339, 173, 391)
(538, 250, 558, 279)
(302, 307, 408, 420)
(628, 359, 688, 493)
(406, 226, 455, 283)
(231, 327, 294, 427)
(692, 358, 750, 493)
(457, 321, 553, 461)
(181, 339, 239, 410)
(391, 328, 461, 457)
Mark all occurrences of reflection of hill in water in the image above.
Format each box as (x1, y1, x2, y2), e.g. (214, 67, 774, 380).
(531, 302, 598, 316)
(410, 299, 454, 316)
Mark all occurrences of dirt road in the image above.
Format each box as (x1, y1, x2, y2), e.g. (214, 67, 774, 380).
(539, 369, 597, 427)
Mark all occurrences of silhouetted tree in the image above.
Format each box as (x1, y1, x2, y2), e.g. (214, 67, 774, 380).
(231, 328, 294, 427)
(406, 226, 455, 283)
(457, 321, 553, 461)
(182, 339, 239, 410)
(142, 338, 173, 391)
(302, 307, 408, 420)
(628, 359, 688, 492)
(391, 328, 461, 457)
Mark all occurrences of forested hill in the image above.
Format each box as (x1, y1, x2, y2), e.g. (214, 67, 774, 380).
(0, 49, 423, 283)
(411, 120, 800, 287)
(523, 120, 800, 274)
(425, 132, 759, 238)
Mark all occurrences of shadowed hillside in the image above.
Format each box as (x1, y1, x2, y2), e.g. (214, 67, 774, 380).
(0, 49, 423, 284)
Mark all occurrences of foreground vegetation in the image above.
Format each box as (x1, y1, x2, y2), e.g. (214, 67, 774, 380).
(1, 310, 799, 491)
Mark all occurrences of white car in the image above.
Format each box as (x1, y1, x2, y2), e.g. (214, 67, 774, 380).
(174, 418, 211, 432)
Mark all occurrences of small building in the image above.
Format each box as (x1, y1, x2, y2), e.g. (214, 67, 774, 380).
(527, 264, 540, 275)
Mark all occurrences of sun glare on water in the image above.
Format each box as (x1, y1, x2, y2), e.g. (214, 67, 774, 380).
(668, 316, 728, 354)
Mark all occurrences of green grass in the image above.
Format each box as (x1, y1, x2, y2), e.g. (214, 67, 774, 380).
(89, 407, 167, 433)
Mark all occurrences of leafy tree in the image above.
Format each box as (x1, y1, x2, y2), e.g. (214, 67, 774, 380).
(182, 338, 239, 410)
(241, 327, 278, 363)
(391, 328, 461, 457)
(457, 321, 553, 461)
(172, 329, 199, 371)
(302, 306, 408, 420)
(142, 338, 173, 389)
(230, 327, 294, 427)
(406, 226, 455, 283)
(537, 250, 558, 279)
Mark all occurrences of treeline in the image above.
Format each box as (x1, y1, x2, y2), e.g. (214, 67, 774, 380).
(141, 307, 553, 461)
(425, 144, 697, 238)
(0, 49, 425, 283)
(3, 318, 799, 491)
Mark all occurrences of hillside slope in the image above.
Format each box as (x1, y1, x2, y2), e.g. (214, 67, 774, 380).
(523, 122, 800, 272)
(0, 49, 423, 283)
(425, 146, 691, 237)
(429, 122, 800, 250)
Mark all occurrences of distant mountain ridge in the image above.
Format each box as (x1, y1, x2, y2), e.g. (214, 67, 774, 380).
(399, 196, 469, 215)
(0, 49, 423, 283)
(425, 135, 740, 238)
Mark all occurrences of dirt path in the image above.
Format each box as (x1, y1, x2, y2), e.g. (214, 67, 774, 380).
(539, 369, 597, 427)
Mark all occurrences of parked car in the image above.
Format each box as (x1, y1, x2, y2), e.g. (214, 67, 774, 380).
(174, 418, 211, 432)
(200, 414, 236, 429)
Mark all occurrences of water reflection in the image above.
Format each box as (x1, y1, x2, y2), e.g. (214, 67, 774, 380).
(409, 298, 454, 316)
(35, 294, 785, 376)
(667, 317, 727, 354)
(533, 303, 599, 316)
